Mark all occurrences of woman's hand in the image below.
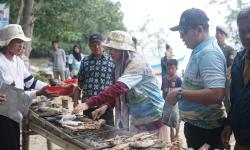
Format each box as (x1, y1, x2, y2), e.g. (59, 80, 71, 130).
(72, 103, 89, 114)
(91, 105, 108, 120)
(0, 93, 6, 105)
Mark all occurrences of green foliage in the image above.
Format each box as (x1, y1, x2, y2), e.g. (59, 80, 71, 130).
(209, 0, 248, 46)
(35, 70, 52, 82)
(32, 0, 125, 55)
(3, 0, 126, 57)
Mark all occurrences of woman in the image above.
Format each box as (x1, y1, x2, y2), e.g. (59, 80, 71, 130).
(73, 31, 169, 141)
(68, 44, 85, 78)
(0, 24, 57, 150)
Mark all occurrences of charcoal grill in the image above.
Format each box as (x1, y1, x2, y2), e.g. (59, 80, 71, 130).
(23, 108, 132, 150)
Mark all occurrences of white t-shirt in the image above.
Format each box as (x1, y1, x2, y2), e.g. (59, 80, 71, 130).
(0, 53, 46, 99)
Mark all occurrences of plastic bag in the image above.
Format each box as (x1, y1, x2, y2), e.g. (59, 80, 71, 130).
(162, 100, 180, 128)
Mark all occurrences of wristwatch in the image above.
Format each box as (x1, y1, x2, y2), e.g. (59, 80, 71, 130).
(176, 89, 183, 101)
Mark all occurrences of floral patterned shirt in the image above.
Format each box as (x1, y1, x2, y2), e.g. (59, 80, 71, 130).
(78, 53, 115, 101)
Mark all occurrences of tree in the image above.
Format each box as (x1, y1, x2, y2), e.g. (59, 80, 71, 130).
(130, 16, 168, 57)
(209, 0, 248, 47)
(2, 0, 125, 57)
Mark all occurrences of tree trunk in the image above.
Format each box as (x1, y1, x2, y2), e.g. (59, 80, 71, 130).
(16, 0, 24, 24)
(21, 0, 34, 57)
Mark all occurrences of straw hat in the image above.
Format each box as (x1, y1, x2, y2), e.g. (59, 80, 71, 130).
(102, 30, 135, 52)
(0, 24, 31, 47)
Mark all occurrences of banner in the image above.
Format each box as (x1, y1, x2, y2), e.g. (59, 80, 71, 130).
(0, 3, 9, 29)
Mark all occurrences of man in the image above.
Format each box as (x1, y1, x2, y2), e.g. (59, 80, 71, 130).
(161, 43, 173, 79)
(73, 33, 115, 126)
(49, 40, 66, 81)
(168, 8, 227, 149)
(221, 7, 250, 149)
(216, 25, 236, 114)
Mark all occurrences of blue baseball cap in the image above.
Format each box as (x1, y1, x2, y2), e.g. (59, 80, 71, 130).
(89, 33, 102, 43)
(170, 8, 209, 31)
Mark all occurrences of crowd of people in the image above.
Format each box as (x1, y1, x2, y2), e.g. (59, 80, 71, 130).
(0, 6, 250, 150)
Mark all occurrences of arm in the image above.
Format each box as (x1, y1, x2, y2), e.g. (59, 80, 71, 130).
(48, 51, 53, 62)
(62, 50, 66, 64)
(86, 81, 129, 107)
(167, 51, 226, 105)
(72, 81, 128, 114)
(187, 51, 226, 104)
(227, 47, 236, 67)
(182, 88, 224, 104)
(67, 54, 73, 72)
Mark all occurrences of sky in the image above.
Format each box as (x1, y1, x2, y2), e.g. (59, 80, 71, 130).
(111, 0, 230, 71)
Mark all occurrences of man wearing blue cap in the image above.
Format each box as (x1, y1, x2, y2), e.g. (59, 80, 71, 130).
(73, 33, 115, 126)
(167, 8, 227, 149)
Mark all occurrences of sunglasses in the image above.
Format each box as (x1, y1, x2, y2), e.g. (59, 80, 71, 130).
(179, 26, 193, 37)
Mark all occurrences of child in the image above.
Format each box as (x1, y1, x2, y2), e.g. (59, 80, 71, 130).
(161, 59, 182, 142)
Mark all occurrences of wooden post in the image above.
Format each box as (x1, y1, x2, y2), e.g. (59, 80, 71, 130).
(47, 140, 53, 150)
(22, 115, 30, 150)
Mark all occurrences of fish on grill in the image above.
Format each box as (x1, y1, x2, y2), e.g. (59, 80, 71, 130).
(104, 132, 164, 149)
(111, 143, 130, 150)
(130, 139, 155, 148)
(62, 119, 106, 131)
(38, 107, 68, 117)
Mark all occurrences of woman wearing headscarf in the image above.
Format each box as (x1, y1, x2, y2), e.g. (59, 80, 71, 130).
(68, 44, 85, 78)
(73, 31, 169, 141)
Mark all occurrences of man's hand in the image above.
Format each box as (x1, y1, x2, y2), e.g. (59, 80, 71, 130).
(166, 88, 180, 105)
(36, 85, 59, 97)
(73, 100, 79, 108)
(0, 93, 6, 105)
(221, 125, 233, 150)
(92, 105, 108, 120)
(72, 103, 89, 114)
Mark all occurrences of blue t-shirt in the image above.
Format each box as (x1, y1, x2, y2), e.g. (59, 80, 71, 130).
(179, 37, 227, 129)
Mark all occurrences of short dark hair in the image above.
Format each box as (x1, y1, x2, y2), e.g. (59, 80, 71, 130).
(166, 59, 178, 67)
(73, 44, 81, 50)
(52, 40, 59, 45)
(165, 43, 171, 50)
(237, 7, 250, 25)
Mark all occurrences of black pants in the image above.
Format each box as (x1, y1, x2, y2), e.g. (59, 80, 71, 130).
(0, 115, 20, 150)
(83, 107, 114, 126)
(184, 122, 223, 150)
